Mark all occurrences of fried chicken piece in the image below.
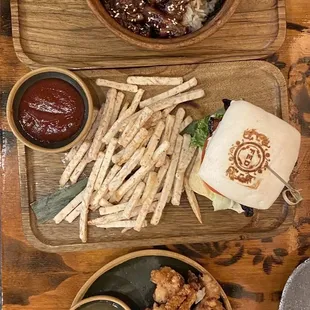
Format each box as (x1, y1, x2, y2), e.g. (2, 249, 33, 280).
(188, 270, 202, 291)
(152, 303, 166, 310)
(195, 297, 225, 310)
(164, 284, 194, 310)
(188, 271, 206, 304)
(145, 302, 166, 310)
(179, 285, 197, 310)
(151, 267, 185, 304)
(200, 274, 221, 299)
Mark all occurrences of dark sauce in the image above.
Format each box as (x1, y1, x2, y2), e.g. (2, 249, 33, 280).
(102, 0, 190, 38)
(77, 300, 124, 310)
(18, 78, 84, 144)
(241, 205, 254, 217)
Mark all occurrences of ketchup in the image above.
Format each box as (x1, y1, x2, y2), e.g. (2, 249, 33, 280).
(18, 78, 84, 144)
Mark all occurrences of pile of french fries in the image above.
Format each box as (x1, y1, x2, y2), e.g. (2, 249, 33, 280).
(53, 76, 205, 242)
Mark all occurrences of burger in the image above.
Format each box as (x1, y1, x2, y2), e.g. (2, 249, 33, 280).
(183, 100, 301, 215)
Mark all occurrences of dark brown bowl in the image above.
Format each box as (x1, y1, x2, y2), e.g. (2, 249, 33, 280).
(87, 0, 241, 51)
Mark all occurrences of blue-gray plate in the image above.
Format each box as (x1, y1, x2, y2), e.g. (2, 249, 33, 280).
(71, 250, 231, 310)
(279, 258, 310, 310)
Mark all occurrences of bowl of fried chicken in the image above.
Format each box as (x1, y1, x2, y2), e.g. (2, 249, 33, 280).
(71, 250, 231, 309)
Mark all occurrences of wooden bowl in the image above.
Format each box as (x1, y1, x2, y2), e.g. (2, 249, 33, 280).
(87, 0, 241, 51)
(70, 295, 130, 310)
(71, 249, 232, 309)
(7, 67, 93, 153)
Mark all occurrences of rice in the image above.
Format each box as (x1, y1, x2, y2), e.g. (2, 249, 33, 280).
(182, 0, 219, 31)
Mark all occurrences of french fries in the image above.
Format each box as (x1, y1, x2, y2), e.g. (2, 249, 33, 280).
(70, 154, 91, 184)
(184, 151, 202, 223)
(110, 91, 125, 125)
(135, 172, 158, 231)
(118, 107, 153, 147)
(167, 108, 185, 155)
(79, 204, 88, 243)
(171, 134, 196, 206)
(54, 190, 84, 224)
(108, 147, 145, 192)
(91, 164, 121, 210)
(115, 161, 155, 202)
(99, 203, 127, 215)
(156, 114, 175, 167)
(162, 106, 175, 118)
(144, 111, 162, 129)
(120, 184, 137, 203)
(96, 220, 147, 229)
(152, 141, 170, 162)
(102, 89, 144, 144)
(99, 198, 112, 207)
(58, 74, 206, 240)
(127, 76, 183, 86)
(140, 77, 197, 108)
(149, 89, 205, 112)
(65, 204, 82, 223)
(80, 151, 105, 242)
(123, 181, 145, 219)
(180, 116, 193, 132)
(65, 109, 99, 162)
(89, 202, 157, 226)
(114, 140, 169, 202)
(94, 138, 118, 190)
(113, 128, 148, 165)
(151, 135, 183, 225)
(135, 160, 169, 231)
(89, 88, 117, 160)
(96, 78, 138, 93)
(140, 120, 165, 166)
(119, 101, 130, 118)
(60, 141, 90, 186)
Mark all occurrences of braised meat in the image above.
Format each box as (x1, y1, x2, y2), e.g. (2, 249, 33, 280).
(101, 0, 189, 37)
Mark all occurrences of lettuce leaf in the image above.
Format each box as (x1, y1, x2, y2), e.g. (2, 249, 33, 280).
(191, 115, 211, 148)
(182, 108, 226, 148)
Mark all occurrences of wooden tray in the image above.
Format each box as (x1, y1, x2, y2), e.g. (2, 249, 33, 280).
(11, 0, 286, 70)
(18, 61, 294, 252)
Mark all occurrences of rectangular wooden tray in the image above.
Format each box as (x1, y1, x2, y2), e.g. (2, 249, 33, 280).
(18, 61, 295, 252)
(11, 0, 286, 70)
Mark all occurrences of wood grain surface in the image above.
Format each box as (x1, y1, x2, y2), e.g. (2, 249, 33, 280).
(18, 61, 294, 252)
(1, 0, 310, 309)
(10, 0, 286, 69)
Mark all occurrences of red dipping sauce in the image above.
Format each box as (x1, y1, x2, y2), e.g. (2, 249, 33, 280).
(18, 78, 84, 144)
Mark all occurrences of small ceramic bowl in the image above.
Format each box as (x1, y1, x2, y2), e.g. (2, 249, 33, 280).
(7, 67, 93, 153)
(70, 295, 130, 310)
(87, 0, 241, 51)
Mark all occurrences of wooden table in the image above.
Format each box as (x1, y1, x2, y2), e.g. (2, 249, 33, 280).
(0, 0, 309, 309)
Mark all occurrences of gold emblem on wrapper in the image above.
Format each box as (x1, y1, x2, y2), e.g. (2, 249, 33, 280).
(226, 129, 271, 189)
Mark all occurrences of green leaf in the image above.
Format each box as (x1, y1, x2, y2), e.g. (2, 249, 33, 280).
(213, 108, 226, 119)
(31, 178, 88, 223)
(182, 108, 226, 148)
(191, 115, 211, 148)
(181, 120, 198, 136)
